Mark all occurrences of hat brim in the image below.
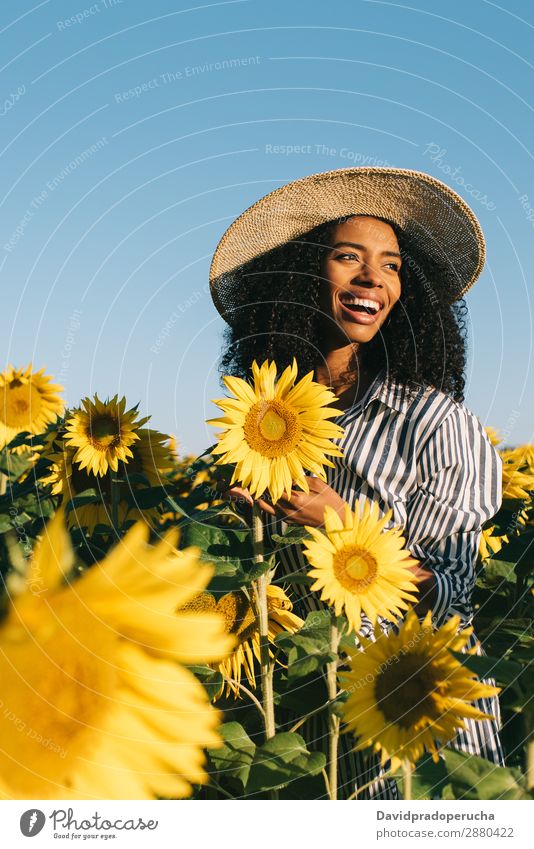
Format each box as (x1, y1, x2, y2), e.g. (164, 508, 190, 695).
(209, 166, 485, 322)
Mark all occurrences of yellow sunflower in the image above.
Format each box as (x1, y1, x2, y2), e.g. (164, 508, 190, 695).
(478, 525, 509, 562)
(178, 584, 303, 698)
(340, 610, 500, 771)
(302, 501, 420, 633)
(208, 359, 344, 504)
(484, 426, 502, 448)
(64, 394, 148, 477)
(0, 510, 234, 800)
(48, 428, 171, 531)
(500, 454, 534, 501)
(0, 364, 64, 450)
(504, 444, 534, 474)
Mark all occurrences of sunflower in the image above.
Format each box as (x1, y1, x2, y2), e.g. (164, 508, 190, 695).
(64, 394, 148, 477)
(208, 359, 344, 504)
(0, 364, 64, 450)
(484, 426, 502, 448)
(0, 510, 234, 800)
(302, 501, 420, 634)
(478, 525, 509, 562)
(500, 454, 534, 501)
(49, 428, 171, 531)
(178, 584, 303, 698)
(340, 610, 500, 771)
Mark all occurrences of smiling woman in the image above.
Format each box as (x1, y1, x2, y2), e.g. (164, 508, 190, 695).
(209, 167, 503, 799)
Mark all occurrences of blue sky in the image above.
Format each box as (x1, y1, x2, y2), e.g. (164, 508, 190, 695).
(1, 0, 533, 453)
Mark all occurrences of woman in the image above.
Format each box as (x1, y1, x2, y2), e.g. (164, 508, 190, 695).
(209, 167, 504, 798)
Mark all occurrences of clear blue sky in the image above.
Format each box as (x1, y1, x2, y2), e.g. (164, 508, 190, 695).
(1, 0, 532, 453)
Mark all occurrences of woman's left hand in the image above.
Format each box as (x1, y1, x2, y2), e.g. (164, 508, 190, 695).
(256, 477, 347, 528)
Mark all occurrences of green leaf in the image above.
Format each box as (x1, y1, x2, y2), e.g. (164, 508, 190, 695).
(450, 651, 523, 688)
(65, 489, 102, 510)
(483, 559, 518, 585)
(275, 610, 334, 682)
(188, 665, 224, 701)
(207, 722, 256, 788)
(245, 732, 326, 794)
(126, 486, 168, 509)
(180, 521, 259, 591)
(442, 749, 532, 800)
(0, 450, 32, 479)
(394, 753, 450, 800)
(271, 525, 310, 547)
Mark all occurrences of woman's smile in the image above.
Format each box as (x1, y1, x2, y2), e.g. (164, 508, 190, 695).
(320, 215, 402, 343)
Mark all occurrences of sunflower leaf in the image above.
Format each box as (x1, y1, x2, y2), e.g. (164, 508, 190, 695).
(450, 650, 525, 689)
(65, 489, 102, 510)
(482, 559, 518, 585)
(441, 750, 532, 800)
(271, 526, 311, 547)
(188, 665, 225, 701)
(207, 721, 256, 789)
(275, 610, 335, 681)
(126, 486, 168, 509)
(245, 732, 326, 794)
(392, 752, 450, 800)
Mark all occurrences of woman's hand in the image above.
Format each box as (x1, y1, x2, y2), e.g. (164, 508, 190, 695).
(220, 477, 347, 528)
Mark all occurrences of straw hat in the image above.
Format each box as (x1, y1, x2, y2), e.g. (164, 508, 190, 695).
(209, 166, 486, 324)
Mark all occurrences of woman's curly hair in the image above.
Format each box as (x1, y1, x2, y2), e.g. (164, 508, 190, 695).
(218, 215, 468, 402)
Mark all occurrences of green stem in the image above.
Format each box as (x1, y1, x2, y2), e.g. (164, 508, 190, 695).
(251, 504, 276, 742)
(289, 698, 334, 733)
(327, 618, 341, 800)
(525, 709, 534, 791)
(401, 759, 413, 800)
(110, 471, 120, 534)
(347, 767, 395, 800)
(222, 678, 266, 719)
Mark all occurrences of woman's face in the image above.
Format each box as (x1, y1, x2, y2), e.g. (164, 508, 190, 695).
(320, 215, 402, 345)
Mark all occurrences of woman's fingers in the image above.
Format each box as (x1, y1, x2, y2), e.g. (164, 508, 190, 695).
(222, 485, 254, 506)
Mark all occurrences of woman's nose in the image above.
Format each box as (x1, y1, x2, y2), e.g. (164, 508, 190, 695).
(351, 263, 384, 287)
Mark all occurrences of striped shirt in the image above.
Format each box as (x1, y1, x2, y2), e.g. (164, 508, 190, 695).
(265, 367, 505, 798)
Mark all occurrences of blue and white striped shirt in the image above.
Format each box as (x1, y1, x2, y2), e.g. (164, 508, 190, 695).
(268, 366, 502, 630)
(265, 368, 505, 796)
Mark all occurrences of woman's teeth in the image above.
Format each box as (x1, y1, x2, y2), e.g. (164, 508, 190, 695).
(340, 295, 381, 314)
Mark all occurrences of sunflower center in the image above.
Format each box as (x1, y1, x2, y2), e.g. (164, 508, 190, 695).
(2, 382, 41, 429)
(88, 415, 121, 449)
(334, 546, 378, 592)
(375, 653, 439, 729)
(217, 592, 257, 643)
(259, 408, 287, 441)
(243, 400, 302, 457)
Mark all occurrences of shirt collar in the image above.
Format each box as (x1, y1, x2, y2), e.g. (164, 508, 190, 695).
(336, 367, 423, 424)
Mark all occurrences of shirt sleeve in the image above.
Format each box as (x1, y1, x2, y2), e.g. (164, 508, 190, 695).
(405, 405, 502, 627)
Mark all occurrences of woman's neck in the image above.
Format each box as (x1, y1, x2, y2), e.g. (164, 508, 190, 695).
(315, 343, 377, 411)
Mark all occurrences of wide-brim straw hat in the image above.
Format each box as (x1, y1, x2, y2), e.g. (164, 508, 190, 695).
(209, 166, 485, 324)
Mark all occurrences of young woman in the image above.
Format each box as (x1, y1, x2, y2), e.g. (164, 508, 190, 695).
(209, 167, 504, 798)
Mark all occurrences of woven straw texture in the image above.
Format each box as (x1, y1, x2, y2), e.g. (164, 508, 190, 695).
(209, 167, 485, 323)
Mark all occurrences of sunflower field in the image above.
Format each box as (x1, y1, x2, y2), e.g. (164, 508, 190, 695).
(0, 361, 533, 801)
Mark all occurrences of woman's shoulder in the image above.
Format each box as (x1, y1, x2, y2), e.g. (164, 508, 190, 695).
(383, 376, 493, 448)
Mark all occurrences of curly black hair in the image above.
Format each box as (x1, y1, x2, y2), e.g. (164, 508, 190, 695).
(218, 215, 468, 402)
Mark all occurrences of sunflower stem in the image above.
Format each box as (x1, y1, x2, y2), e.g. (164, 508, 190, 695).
(347, 767, 395, 800)
(327, 618, 341, 800)
(525, 708, 534, 791)
(110, 471, 120, 534)
(251, 504, 276, 742)
(401, 759, 413, 800)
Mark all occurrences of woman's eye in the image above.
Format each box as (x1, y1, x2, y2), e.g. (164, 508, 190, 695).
(336, 253, 359, 261)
